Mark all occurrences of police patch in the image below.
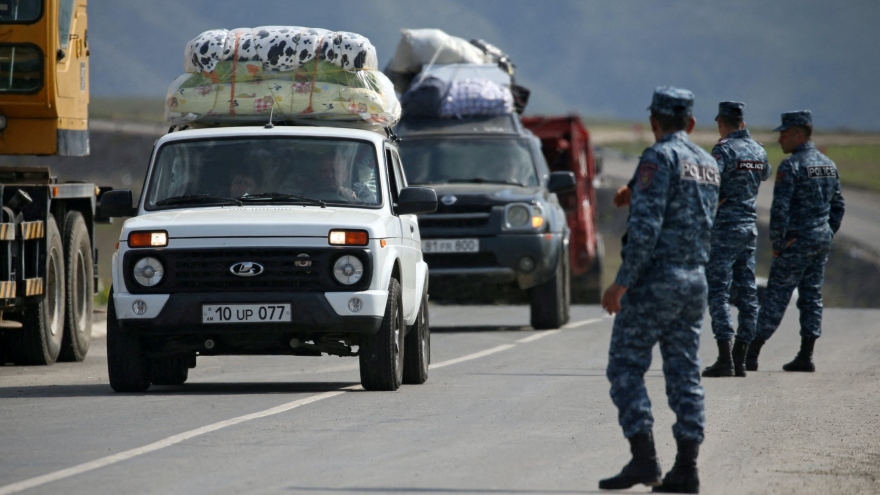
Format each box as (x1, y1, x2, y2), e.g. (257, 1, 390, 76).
(737, 160, 765, 171)
(637, 162, 658, 189)
(680, 160, 720, 186)
(807, 165, 836, 179)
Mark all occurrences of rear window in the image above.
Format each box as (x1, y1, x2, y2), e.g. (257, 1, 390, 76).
(399, 137, 539, 187)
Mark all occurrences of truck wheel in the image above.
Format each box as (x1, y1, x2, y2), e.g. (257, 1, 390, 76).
(11, 216, 65, 365)
(572, 233, 604, 304)
(150, 355, 189, 386)
(529, 248, 571, 330)
(107, 290, 150, 392)
(359, 278, 404, 391)
(58, 212, 93, 362)
(403, 290, 430, 384)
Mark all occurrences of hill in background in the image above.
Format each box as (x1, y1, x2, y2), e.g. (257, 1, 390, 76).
(89, 0, 879, 131)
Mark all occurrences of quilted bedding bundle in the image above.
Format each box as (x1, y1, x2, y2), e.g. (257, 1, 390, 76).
(165, 27, 400, 130)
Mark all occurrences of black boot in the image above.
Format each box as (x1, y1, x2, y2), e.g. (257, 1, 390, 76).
(701, 339, 734, 377)
(599, 432, 662, 490)
(653, 439, 700, 493)
(732, 340, 748, 377)
(745, 339, 765, 371)
(782, 336, 816, 372)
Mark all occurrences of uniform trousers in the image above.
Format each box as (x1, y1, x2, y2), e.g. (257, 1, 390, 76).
(607, 263, 706, 443)
(706, 229, 759, 342)
(755, 231, 832, 341)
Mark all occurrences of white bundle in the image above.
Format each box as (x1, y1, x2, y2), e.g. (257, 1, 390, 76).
(184, 26, 378, 74)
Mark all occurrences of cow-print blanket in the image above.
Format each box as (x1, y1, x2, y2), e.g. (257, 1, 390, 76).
(185, 26, 378, 74)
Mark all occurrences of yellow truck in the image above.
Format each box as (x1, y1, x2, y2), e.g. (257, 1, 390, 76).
(0, 0, 103, 365)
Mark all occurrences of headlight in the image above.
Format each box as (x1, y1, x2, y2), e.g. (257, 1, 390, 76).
(505, 205, 531, 228)
(133, 257, 164, 286)
(333, 255, 364, 285)
(504, 203, 544, 230)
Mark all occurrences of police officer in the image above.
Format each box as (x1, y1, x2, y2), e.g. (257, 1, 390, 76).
(600, 87, 718, 494)
(746, 111, 844, 372)
(702, 102, 771, 378)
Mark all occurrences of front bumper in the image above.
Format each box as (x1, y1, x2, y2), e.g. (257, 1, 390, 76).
(114, 291, 386, 336)
(424, 233, 562, 290)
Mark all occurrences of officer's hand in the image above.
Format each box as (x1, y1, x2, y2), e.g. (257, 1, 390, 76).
(602, 283, 627, 315)
(772, 238, 796, 257)
(613, 186, 631, 207)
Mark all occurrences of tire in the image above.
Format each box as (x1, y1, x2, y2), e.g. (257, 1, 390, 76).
(572, 233, 604, 304)
(150, 355, 189, 385)
(403, 289, 430, 385)
(107, 289, 150, 392)
(10, 216, 65, 365)
(359, 278, 405, 391)
(529, 248, 571, 330)
(58, 212, 94, 362)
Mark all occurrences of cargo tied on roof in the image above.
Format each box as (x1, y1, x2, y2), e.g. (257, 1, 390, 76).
(165, 26, 400, 131)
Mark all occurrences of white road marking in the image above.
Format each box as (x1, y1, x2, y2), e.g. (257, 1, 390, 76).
(1, 317, 600, 494)
(0, 386, 360, 495)
(429, 344, 516, 369)
(562, 317, 605, 329)
(515, 330, 561, 343)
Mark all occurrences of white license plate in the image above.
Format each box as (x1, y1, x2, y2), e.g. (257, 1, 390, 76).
(422, 238, 480, 253)
(202, 303, 291, 324)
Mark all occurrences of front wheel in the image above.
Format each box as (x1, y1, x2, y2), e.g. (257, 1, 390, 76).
(107, 289, 151, 392)
(359, 278, 405, 391)
(403, 289, 430, 384)
(150, 355, 189, 386)
(59, 212, 94, 362)
(529, 248, 571, 330)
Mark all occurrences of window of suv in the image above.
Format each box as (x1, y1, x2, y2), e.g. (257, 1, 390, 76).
(399, 137, 538, 187)
(144, 137, 382, 210)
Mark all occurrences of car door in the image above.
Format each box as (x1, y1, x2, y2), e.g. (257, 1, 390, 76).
(387, 146, 418, 317)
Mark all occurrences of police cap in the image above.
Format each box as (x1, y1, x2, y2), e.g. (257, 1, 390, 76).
(716, 101, 745, 119)
(773, 110, 812, 132)
(648, 86, 694, 117)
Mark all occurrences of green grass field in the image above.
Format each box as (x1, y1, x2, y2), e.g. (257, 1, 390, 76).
(602, 140, 880, 193)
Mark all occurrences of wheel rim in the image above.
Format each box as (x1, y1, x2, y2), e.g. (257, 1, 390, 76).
(420, 304, 429, 365)
(47, 248, 63, 340)
(392, 303, 402, 376)
(74, 250, 88, 332)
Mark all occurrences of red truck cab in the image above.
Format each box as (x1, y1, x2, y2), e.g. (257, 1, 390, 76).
(521, 115, 603, 301)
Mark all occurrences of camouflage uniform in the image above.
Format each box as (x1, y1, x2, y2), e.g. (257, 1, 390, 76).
(707, 106, 771, 344)
(607, 87, 719, 443)
(754, 112, 844, 343)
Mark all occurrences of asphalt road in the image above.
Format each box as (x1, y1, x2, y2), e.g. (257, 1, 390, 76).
(2, 303, 879, 495)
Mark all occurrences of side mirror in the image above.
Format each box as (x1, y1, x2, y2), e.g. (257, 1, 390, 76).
(395, 187, 437, 215)
(547, 171, 576, 194)
(97, 189, 137, 218)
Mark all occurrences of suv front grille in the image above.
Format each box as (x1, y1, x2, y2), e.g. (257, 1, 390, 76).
(418, 213, 491, 229)
(123, 248, 370, 294)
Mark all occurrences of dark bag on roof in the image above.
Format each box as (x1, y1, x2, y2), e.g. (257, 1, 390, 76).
(400, 76, 449, 117)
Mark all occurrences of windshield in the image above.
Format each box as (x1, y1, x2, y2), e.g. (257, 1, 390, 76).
(398, 137, 538, 187)
(144, 137, 381, 210)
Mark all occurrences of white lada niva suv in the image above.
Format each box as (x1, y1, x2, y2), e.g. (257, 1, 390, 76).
(99, 125, 437, 392)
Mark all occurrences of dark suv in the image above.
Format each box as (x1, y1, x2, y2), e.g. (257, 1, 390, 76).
(397, 115, 575, 329)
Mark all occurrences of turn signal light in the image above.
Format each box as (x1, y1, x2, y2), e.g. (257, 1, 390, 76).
(129, 231, 168, 248)
(329, 229, 369, 246)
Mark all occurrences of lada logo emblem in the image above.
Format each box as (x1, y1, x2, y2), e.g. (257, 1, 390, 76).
(440, 195, 457, 205)
(230, 262, 264, 277)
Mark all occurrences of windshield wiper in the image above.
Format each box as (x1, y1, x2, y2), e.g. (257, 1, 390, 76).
(155, 194, 242, 206)
(238, 192, 326, 208)
(448, 178, 527, 187)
